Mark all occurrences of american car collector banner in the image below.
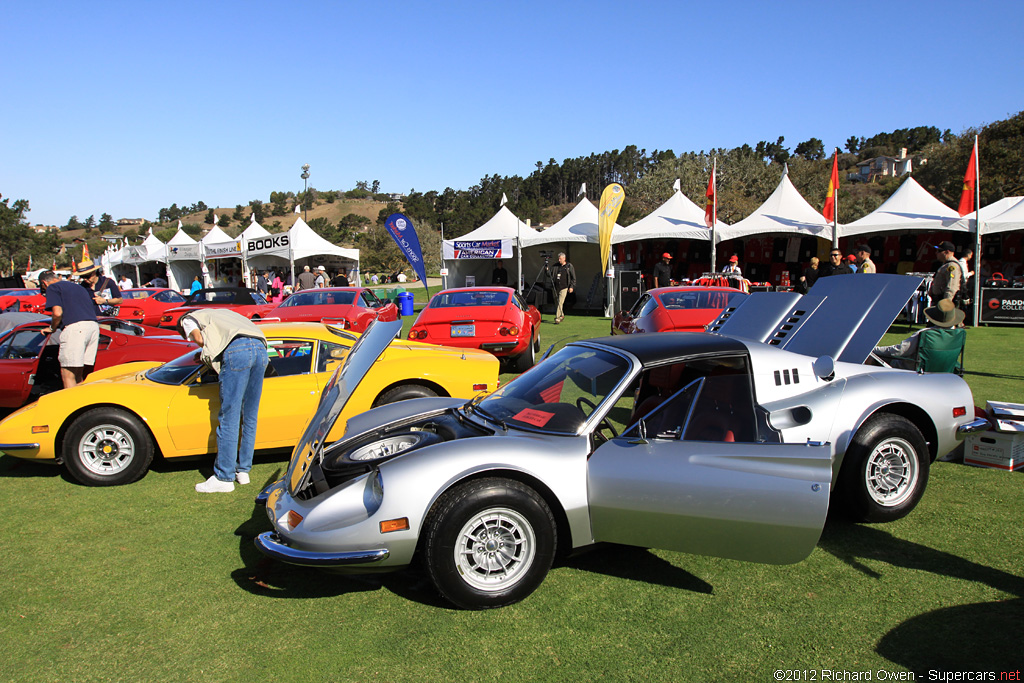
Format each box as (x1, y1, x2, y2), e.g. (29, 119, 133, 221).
(442, 239, 511, 260)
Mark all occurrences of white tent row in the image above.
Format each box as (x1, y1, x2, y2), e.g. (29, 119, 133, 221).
(982, 197, 1024, 235)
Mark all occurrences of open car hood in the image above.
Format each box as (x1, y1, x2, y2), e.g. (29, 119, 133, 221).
(707, 273, 922, 364)
(285, 318, 403, 491)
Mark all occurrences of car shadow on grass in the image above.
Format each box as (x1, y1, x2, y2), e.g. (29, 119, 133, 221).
(0, 453, 62, 479)
(558, 543, 714, 595)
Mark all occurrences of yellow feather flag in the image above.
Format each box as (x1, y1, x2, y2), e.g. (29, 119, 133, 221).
(82, 243, 91, 263)
(598, 183, 624, 276)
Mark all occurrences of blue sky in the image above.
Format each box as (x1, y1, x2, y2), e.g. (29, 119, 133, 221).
(3, 0, 1021, 226)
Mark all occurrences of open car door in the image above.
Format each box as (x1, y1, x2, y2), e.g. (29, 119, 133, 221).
(587, 366, 832, 565)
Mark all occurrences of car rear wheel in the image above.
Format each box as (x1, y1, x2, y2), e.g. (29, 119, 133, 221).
(62, 408, 155, 486)
(838, 414, 929, 523)
(372, 383, 438, 407)
(422, 477, 556, 609)
(515, 329, 536, 372)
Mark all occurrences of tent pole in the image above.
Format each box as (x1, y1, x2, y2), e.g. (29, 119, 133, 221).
(972, 135, 981, 328)
(440, 221, 448, 291)
(710, 157, 717, 273)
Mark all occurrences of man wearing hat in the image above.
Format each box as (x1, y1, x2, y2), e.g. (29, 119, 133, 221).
(723, 254, 742, 277)
(928, 241, 963, 307)
(296, 265, 316, 291)
(652, 252, 674, 288)
(314, 265, 327, 288)
(854, 244, 876, 274)
(39, 270, 99, 389)
(872, 299, 965, 370)
(79, 260, 123, 316)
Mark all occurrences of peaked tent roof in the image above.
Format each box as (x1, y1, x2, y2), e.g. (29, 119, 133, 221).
(984, 197, 1024, 235)
(456, 205, 537, 242)
(240, 222, 271, 241)
(167, 228, 198, 245)
(166, 227, 201, 261)
(611, 190, 717, 244)
(521, 198, 622, 247)
(979, 196, 1023, 221)
(200, 225, 234, 245)
(288, 217, 359, 262)
(715, 174, 832, 243)
(140, 232, 167, 261)
(839, 176, 968, 237)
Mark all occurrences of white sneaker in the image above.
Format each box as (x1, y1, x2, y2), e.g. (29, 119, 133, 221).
(196, 475, 235, 493)
(235, 472, 250, 485)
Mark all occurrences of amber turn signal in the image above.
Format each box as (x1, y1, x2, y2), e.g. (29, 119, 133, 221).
(31, 425, 49, 434)
(379, 517, 409, 534)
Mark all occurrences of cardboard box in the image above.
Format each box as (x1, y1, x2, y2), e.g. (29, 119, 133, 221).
(964, 431, 1024, 471)
(986, 401, 1024, 433)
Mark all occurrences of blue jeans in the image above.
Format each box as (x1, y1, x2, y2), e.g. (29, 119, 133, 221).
(214, 337, 269, 482)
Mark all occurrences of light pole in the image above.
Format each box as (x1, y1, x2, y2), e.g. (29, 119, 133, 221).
(300, 164, 310, 222)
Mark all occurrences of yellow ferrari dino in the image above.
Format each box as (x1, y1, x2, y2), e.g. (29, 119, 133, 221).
(0, 322, 498, 486)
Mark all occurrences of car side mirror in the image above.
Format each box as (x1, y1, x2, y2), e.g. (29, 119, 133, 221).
(812, 355, 835, 381)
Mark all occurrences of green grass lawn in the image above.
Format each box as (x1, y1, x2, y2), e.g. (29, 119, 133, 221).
(1, 311, 1022, 682)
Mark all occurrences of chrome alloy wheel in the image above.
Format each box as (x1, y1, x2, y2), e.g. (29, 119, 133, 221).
(76, 424, 137, 476)
(455, 507, 537, 592)
(864, 436, 919, 507)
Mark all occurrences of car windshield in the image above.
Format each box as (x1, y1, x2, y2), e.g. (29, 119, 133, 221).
(656, 290, 744, 310)
(470, 345, 631, 434)
(279, 291, 356, 307)
(145, 350, 203, 385)
(430, 291, 509, 308)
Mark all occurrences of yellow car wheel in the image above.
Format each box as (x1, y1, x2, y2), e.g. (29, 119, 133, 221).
(63, 408, 155, 487)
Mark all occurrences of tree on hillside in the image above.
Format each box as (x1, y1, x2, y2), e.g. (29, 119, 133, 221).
(756, 137, 790, 165)
(270, 191, 289, 216)
(794, 138, 825, 161)
(205, 209, 216, 225)
(98, 213, 115, 231)
(0, 198, 32, 274)
(64, 215, 81, 231)
(232, 205, 244, 222)
(371, 180, 380, 193)
(249, 200, 265, 224)
(218, 213, 232, 228)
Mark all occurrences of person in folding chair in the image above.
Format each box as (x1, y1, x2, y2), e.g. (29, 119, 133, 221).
(872, 299, 965, 373)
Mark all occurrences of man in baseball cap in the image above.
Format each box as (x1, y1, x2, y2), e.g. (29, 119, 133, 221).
(929, 241, 963, 307)
(854, 244, 876, 274)
(652, 252, 673, 288)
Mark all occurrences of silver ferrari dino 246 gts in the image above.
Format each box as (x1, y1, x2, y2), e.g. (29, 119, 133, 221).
(255, 274, 988, 609)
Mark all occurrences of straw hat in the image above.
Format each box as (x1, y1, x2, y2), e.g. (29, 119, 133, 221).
(923, 299, 965, 328)
(77, 259, 99, 276)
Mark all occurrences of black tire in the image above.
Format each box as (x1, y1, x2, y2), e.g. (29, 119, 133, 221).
(62, 408, 155, 486)
(515, 330, 537, 373)
(422, 477, 556, 609)
(533, 330, 541, 353)
(837, 413, 929, 523)
(373, 383, 438, 408)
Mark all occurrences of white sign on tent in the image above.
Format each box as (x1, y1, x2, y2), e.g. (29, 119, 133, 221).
(245, 233, 291, 258)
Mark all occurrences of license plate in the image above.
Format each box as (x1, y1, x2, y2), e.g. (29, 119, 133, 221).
(451, 324, 475, 337)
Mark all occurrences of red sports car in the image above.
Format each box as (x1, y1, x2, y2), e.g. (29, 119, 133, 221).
(117, 288, 188, 326)
(265, 287, 398, 331)
(408, 287, 541, 371)
(158, 287, 276, 329)
(0, 317, 197, 408)
(612, 286, 748, 335)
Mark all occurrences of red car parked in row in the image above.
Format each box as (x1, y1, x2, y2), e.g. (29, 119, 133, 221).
(408, 287, 541, 371)
(159, 287, 275, 329)
(0, 316, 197, 408)
(117, 288, 188, 326)
(265, 287, 398, 332)
(612, 286, 748, 335)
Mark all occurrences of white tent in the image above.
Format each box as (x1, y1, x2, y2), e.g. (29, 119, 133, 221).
(238, 222, 272, 283)
(444, 206, 539, 290)
(839, 177, 969, 238)
(715, 173, 832, 244)
(119, 233, 168, 286)
(611, 190, 717, 244)
(979, 196, 1023, 222)
(165, 228, 202, 292)
(287, 217, 360, 285)
(984, 197, 1024, 235)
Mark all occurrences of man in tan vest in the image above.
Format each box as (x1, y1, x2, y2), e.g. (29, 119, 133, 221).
(177, 309, 268, 493)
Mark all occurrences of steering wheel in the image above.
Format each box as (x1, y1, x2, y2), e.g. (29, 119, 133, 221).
(576, 396, 619, 443)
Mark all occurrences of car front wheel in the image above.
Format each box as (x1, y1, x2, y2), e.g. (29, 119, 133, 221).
(838, 413, 929, 523)
(62, 408, 155, 486)
(422, 477, 556, 609)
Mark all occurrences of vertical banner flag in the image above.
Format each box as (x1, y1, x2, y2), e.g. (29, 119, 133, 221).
(25, 254, 32, 274)
(704, 167, 716, 228)
(81, 243, 90, 263)
(823, 151, 839, 223)
(598, 183, 624, 276)
(958, 137, 978, 216)
(384, 213, 429, 292)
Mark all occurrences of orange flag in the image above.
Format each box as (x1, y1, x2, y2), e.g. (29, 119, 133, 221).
(82, 243, 91, 263)
(704, 166, 715, 228)
(957, 138, 978, 216)
(823, 151, 839, 222)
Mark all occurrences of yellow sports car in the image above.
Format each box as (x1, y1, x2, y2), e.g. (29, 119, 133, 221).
(0, 322, 498, 486)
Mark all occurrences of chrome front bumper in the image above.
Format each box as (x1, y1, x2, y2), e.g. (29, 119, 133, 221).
(955, 418, 991, 439)
(254, 532, 389, 567)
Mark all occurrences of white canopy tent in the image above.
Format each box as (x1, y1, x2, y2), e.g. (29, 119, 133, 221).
(839, 177, 969, 238)
(165, 228, 202, 292)
(237, 221, 272, 284)
(287, 217, 360, 285)
(979, 196, 1023, 223)
(443, 205, 539, 290)
(984, 197, 1024, 235)
(119, 233, 169, 286)
(200, 226, 245, 286)
(715, 173, 833, 246)
(611, 190, 718, 244)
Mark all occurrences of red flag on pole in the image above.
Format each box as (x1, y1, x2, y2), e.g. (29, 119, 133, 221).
(823, 152, 839, 222)
(704, 167, 715, 228)
(957, 138, 978, 216)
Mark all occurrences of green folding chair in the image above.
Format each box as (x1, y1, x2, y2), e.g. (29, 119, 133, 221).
(914, 327, 966, 375)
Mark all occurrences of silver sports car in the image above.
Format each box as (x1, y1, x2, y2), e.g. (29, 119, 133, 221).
(255, 274, 988, 609)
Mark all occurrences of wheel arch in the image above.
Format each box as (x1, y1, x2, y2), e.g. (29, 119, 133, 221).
(421, 468, 573, 560)
(856, 402, 938, 462)
(56, 402, 164, 463)
(372, 379, 450, 405)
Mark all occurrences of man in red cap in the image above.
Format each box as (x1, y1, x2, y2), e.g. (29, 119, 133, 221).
(652, 252, 673, 288)
(723, 254, 742, 277)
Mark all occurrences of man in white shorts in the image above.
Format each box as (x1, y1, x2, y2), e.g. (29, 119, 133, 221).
(40, 268, 100, 388)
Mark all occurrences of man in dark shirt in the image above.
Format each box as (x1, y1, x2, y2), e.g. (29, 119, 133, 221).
(40, 270, 99, 388)
(255, 271, 270, 296)
(491, 260, 508, 286)
(296, 265, 316, 291)
(820, 249, 850, 277)
(548, 252, 576, 323)
(79, 261, 122, 315)
(652, 253, 673, 288)
(332, 268, 350, 287)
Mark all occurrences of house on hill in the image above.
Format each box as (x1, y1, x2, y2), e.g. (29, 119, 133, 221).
(849, 148, 925, 182)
